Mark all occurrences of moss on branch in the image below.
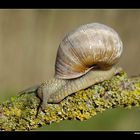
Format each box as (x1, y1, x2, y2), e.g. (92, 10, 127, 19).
(0, 71, 140, 131)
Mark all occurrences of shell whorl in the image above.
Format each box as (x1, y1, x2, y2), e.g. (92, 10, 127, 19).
(55, 23, 123, 79)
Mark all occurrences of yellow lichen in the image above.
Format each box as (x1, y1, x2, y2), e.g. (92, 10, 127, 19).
(0, 71, 140, 131)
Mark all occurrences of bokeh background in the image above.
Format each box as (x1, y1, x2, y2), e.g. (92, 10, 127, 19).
(0, 9, 140, 130)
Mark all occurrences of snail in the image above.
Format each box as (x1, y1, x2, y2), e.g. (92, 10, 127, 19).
(20, 23, 123, 110)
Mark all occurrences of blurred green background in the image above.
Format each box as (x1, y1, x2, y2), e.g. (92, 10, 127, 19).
(0, 9, 140, 130)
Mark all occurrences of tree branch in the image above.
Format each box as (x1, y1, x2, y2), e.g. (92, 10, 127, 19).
(0, 71, 140, 131)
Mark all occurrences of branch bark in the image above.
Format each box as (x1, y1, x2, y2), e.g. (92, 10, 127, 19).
(0, 71, 140, 131)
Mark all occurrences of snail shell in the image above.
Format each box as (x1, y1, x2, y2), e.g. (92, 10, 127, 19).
(55, 23, 123, 79)
(19, 23, 123, 110)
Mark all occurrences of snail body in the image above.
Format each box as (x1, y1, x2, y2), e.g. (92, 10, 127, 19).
(20, 23, 123, 109)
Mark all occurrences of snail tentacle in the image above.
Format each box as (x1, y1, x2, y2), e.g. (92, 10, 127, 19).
(19, 85, 39, 96)
(37, 78, 68, 109)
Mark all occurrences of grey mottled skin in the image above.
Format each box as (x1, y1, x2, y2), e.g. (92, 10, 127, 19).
(19, 23, 123, 110)
(20, 66, 122, 109)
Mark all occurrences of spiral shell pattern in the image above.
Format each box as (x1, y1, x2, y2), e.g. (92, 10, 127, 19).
(55, 23, 123, 79)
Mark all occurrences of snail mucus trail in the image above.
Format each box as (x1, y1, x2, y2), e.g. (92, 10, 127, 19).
(20, 23, 123, 110)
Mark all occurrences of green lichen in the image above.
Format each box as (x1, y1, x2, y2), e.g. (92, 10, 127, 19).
(0, 71, 140, 131)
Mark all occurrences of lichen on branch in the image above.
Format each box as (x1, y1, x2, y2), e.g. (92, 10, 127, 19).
(0, 71, 140, 131)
